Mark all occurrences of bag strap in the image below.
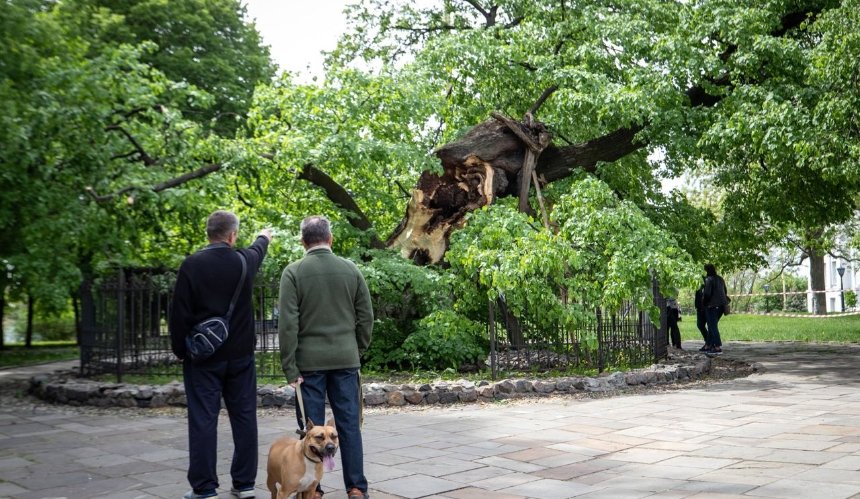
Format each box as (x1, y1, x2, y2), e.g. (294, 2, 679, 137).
(224, 253, 247, 320)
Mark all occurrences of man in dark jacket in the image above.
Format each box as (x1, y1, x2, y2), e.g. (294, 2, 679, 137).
(702, 263, 729, 355)
(279, 215, 373, 499)
(170, 210, 272, 499)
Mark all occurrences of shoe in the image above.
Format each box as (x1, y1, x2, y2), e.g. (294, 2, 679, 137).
(231, 487, 255, 499)
(712, 347, 723, 355)
(347, 487, 368, 499)
(183, 491, 217, 499)
(699, 345, 709, 352)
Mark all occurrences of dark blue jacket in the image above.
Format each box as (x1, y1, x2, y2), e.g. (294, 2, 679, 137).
(169, 236, 269, 361)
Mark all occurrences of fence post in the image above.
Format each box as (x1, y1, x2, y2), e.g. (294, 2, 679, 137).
(652, 278, 668, 361)
(596, 307, 604, 373)
(116, 268, 125, 383)
(488, 301, 497, 381)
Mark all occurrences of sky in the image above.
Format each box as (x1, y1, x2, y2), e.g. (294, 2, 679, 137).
(243, 1, 349, 80)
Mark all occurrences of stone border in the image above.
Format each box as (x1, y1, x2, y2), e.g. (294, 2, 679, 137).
(28, 352, 755, 409)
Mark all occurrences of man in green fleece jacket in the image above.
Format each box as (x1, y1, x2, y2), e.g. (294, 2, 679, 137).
(278, 215, 373, 499)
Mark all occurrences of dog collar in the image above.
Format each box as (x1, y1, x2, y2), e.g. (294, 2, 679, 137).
(303, 448, 322, 464)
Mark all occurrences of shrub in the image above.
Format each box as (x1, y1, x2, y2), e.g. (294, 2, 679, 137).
(361, 318, 408, 370)
(401, 310, 488, 370)
(845, 290, 858, 309)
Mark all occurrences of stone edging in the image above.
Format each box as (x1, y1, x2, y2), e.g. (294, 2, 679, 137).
(28, 353, 755, 409)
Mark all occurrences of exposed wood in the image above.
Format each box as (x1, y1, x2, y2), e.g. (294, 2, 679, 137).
(532, 170, 550, 230)
(387, 118, 637, 263)
(387, 155, 496, 263)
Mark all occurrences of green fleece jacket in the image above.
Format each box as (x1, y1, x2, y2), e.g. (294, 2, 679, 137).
(278, 246, 373, 381)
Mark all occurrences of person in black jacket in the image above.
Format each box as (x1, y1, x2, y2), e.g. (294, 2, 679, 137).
(666, 298, 682, 349)
(170, 210, 272, 499)
(702, 263, 729, 356)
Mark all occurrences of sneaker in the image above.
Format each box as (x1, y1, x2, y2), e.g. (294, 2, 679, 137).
(699, 345, 709, 352)
(231, 487, 256, 499)
(712, 347, 723, 355)
(183, 491, 217, 499)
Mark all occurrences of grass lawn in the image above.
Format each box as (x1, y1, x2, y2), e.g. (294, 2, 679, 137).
(0, 342, 79, 368)
(679, 312, 860, 343)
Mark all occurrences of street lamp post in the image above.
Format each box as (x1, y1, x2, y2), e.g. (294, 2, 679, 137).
(837, 265, 846, 312)
(763, 283, 770, 313)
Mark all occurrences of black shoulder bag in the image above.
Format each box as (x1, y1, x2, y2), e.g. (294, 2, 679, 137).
(185, 252, 247, 363)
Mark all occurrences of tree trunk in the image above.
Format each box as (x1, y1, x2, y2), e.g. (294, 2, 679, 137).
(808, 249, 826, 315)
(25, 294, 34, 348)
(0, 291, 5, 350)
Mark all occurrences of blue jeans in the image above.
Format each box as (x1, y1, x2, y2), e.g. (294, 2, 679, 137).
(183, 354, 257, 494)
(297, 368, 367, 494)
(705, 306, 724, 347)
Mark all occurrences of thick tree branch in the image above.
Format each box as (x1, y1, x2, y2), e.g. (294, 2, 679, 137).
(296, 163, 385, 249)
(536, 125, 645, 181)
(85, 163, 223, 202)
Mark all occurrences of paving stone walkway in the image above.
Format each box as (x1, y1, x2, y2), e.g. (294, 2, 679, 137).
(1, 342, 859, 499)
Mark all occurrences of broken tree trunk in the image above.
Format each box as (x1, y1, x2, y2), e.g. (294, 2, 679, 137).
(386, 118, 644, 264)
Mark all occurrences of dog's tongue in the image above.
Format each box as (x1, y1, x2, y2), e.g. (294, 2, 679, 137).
(323, 455, 336, 472)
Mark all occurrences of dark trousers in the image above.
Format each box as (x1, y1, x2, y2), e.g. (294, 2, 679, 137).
(696, 309, 708, 344)
(705, 306, 724, 347)
(183, 354, 258, 494)
(296, 368, 367, 494)
(667, 317, 681, 348)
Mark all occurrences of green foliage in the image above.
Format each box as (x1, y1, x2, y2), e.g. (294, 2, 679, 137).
(358, 251, 450, 370)
(244, 67, 441, 252)
(448, 178, 699, 330)
(401, 310, 488, 370)
(56, 0, 276, 135)
(845, 291, 857, 310)
(357, 250, 449, 325)
(360, 319, 408, 371)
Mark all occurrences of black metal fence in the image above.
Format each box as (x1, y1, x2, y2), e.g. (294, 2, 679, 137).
(80, 271, 668, 381)
(79, 270, 284, 381)
(488, 282, 667, 379)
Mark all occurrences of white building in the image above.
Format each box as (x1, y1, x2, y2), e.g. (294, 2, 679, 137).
(804, 255, 857, 313)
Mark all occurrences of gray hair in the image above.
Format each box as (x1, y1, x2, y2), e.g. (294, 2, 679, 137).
(300, 215, 331, 246)
(206, 210, 239, 242)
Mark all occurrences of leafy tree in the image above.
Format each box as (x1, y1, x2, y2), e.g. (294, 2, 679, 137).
(56, 0, 276, 135)
(0, 0, 240, 343)
(319, 0, 860, 278)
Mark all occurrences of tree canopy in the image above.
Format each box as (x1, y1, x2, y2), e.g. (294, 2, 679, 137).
(3, 0, 859, 343)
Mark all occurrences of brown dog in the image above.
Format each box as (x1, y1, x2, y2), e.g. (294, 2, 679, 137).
(267, 418, 338, 499)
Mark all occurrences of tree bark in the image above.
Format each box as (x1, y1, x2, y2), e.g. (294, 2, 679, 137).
(0, 291, 5, 350)
(808, 249, 827, 315)
(25, 294, 34, 348)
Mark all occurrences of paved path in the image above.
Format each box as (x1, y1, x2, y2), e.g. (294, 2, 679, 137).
(1, 342, 859, 499)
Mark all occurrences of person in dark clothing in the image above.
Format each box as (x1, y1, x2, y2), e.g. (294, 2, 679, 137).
(279, 215, 373, 499)
(666, 298, 682, 349)
(170, 210, 272, 499)
(694, 284, 710, 351)
(702, 263, 729, 355)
